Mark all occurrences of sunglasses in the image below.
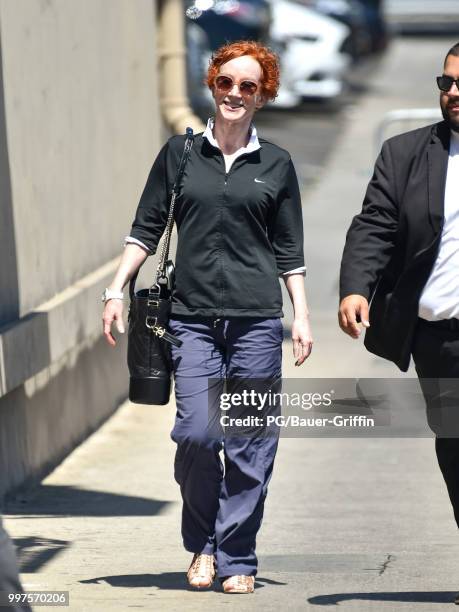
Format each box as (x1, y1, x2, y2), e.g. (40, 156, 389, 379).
(436, 75, 459, 92)
(214, 75, 259, 97)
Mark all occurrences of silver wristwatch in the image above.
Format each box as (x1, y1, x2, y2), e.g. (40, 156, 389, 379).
(101, 288, 124, 303)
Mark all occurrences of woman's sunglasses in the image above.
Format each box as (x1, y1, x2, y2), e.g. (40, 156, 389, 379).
(437, 75, 459, 92)
(214, 75, 259, 97)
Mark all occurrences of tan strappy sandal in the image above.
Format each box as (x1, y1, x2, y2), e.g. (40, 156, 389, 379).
(222, 574, 255, 594)
(187, 553, 215, 588)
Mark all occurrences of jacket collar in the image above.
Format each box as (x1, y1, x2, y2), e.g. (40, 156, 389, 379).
(427, 120, 450, 233)
(202, 118, 261, 154)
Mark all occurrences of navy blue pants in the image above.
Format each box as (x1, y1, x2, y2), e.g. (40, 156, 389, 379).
(169, 317, 283, 577)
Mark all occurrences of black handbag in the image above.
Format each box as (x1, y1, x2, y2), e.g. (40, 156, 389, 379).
(127, 128, 194, 405)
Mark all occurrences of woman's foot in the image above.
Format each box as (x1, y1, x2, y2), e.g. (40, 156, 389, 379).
(187, 553, 215, 588)
(221, 575, 255, 594)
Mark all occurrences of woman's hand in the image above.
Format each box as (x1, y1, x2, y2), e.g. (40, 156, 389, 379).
(103, 299, 125, 347)
(101, 243, 148, 347)
(292, 316, 313, 366)
(281, 273, 313, 366)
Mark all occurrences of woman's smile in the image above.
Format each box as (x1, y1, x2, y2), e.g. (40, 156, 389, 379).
(222, 99, 245, 112)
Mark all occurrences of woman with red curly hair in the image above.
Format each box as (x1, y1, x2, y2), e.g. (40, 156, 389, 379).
(103, 40, 312, 594)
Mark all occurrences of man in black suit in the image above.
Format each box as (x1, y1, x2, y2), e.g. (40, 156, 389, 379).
(339, 42, 459, 540)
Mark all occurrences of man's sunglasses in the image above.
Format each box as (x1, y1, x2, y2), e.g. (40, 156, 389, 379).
(436, 75, 459, 92)
(214, 75, 259, 97)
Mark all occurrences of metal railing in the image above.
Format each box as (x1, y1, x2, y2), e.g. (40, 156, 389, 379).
(375, 108, 442, 153)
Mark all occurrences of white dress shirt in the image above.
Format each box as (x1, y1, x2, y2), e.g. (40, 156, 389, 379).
(418, 129, 459, 320)
(125, 118, 306, 277)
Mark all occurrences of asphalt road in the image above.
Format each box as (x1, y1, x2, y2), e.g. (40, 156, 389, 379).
(256, 54, 387, 192)
(257, 101, 345, 191)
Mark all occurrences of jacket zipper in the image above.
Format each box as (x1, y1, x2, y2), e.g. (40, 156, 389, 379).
(219, 171, 227, 317)
(218, 153, 251, 317)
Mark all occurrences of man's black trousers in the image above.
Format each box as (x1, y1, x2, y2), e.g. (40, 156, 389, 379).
(412, 318, 459, 528)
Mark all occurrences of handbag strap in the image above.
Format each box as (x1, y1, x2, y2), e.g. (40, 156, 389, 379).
(155, 127, 194, 286)
(129, 127, 194, 300)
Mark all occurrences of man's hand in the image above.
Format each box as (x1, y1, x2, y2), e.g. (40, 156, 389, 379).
(338, 295, 370, 339)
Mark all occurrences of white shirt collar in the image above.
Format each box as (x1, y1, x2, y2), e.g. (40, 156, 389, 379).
(202, 117, 261, 154)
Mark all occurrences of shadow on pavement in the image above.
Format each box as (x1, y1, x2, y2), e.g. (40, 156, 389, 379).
(308, 591, 458, 605)
(12, 536, 69, 573)
(80, 573, 286, 591)
(4, 485, 172, 517)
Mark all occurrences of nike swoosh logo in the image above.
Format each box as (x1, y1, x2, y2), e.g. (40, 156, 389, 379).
(254, 178, 265, 183)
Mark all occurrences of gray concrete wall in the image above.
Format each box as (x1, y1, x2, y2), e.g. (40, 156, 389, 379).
(0, 0, 161, 319)
(0, 0, 164, 499)
(0, 334, 128, 499)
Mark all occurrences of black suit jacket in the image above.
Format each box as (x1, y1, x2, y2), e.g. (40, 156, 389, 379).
(340, 121, 450, 371)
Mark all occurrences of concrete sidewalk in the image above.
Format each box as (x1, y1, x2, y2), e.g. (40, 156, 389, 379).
(4, 391, 457, 612)
(4, 36, 459, 611)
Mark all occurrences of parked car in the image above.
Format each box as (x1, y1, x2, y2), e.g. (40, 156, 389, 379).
(356, 0, 387, 53)
(267, 0, 351, 107)
(298, 0, 371, 59)
(384, 0, 459, 34)
(291, 0, 387, 59)
(191, 0, 271, 50)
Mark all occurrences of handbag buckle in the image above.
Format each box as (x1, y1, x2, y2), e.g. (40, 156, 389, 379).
(147, 284, 160, 308)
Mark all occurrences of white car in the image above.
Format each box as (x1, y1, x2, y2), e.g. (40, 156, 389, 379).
(268, 0, 351, 107)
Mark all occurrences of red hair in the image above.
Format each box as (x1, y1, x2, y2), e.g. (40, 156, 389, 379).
(206, 40, 280, 101)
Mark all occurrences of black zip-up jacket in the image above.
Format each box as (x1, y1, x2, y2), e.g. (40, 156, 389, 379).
(129, 132, 305, 318)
